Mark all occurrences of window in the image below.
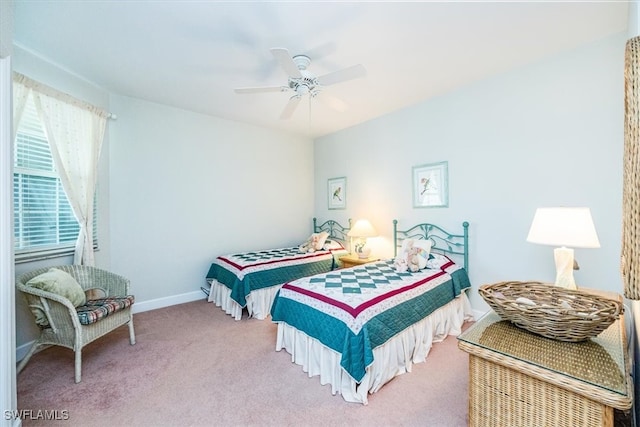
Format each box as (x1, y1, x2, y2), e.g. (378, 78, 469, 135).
(13, 95, 97, 260)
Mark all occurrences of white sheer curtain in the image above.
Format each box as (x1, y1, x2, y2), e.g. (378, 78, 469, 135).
(13, 72, 109, 265)
(12, 74, 29, 141)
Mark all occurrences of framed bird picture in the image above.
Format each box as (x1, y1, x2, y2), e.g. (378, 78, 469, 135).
(413, 161, 448, 208)
(328, 177, 347, 210)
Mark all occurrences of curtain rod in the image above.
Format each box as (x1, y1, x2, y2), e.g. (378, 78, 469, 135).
(14, 71, 115, 120)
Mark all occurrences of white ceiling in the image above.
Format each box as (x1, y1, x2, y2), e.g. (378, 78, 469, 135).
(13, 1, 629, 139)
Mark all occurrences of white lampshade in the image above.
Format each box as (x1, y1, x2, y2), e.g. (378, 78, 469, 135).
(526, 207, 600, 248)
(526, 207, 600, 290)
(347, 219, 378, 238)
(347, 219, 377, 259)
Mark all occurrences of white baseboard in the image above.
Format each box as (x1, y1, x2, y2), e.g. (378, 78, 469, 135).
(15, 342, 32, 365)
(131, 290, 204, 314)
(16, 290, 206, 362)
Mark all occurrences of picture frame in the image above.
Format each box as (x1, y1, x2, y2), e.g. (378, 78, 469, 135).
(412, 161, 448, 208)
(327, 176, 347, 210)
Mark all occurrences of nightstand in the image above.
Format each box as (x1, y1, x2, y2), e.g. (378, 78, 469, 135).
(458, 307, 632, 427)
(339, 254, 379, 269)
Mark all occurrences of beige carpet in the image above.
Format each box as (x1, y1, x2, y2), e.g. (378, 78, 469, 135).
(17, 299, 471, 427)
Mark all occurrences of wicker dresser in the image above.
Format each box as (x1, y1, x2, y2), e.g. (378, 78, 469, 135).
(458, 310, 633, 427)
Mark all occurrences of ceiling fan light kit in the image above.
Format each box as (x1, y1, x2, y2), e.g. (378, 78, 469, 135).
(235, 47, 366, 120)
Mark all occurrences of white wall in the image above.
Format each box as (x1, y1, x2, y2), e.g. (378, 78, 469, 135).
(108, 95, 315, 305)
(0, 0, 12, 59)
(314, 32, 626, 312)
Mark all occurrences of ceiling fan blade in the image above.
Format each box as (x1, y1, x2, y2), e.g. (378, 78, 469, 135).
(280, 96, 301, 120)
(234, 86, 285, 94)
(271, 48, 302, 78)
(316, 91, 347, 112)
(317, 64, 366, 86)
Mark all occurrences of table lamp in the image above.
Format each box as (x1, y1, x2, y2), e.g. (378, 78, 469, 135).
(347, 219, 377, 259)
(526, 207, 600, 289)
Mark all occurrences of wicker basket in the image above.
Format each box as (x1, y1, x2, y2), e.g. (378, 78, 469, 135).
(479, 281, 623, 342)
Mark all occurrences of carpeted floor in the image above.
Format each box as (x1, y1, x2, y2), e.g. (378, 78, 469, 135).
(17, 299, 471, 427)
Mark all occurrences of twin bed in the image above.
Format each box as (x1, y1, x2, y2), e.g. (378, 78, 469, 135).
(205, 218, 350, 320)
(206, 219, 472, 404)
(270, 220, 472, 404)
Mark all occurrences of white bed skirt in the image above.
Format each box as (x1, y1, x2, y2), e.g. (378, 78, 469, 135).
(274, 292, 474, 404)
(207, 279, 281, 320)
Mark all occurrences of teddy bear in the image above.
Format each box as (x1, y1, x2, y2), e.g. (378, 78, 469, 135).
(394, 240, 423, 273)
(406, 245, 422, 272)
(298, 234, 319, 253)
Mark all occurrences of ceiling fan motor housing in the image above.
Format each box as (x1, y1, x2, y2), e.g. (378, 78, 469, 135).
(289, 54, 319, 96)
(234, 47, 365, 118)
(289, 76, 319, 96)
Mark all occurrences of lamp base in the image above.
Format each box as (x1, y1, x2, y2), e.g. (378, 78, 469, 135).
(358, 247, 371, 259)
(554, 247, 576, 289)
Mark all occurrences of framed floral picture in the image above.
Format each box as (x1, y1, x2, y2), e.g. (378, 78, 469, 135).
(328, 177, 347, 210)
(412, 161, 448, 208)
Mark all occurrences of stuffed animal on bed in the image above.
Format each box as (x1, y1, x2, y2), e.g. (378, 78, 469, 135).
(406, 244, 422, 272)
(393, 256, 408, 273)
(395, 239, 431, 273)
(299, 232, 330, 253)
(299, 234, 319, 253)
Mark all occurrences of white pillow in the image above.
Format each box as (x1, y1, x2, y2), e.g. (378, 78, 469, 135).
(323, 239, 345, 250)
(400, 238, 432, 255)
(315, 231, 330, 250)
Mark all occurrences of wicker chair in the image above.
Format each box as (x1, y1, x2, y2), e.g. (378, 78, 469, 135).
(16, 265, 136, 383)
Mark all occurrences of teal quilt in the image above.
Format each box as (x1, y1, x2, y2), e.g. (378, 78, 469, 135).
(206, 246, 344, 307)
(270, 257, 470, 382)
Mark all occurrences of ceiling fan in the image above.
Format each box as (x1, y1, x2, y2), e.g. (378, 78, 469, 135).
(234, 47, 366, 120)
